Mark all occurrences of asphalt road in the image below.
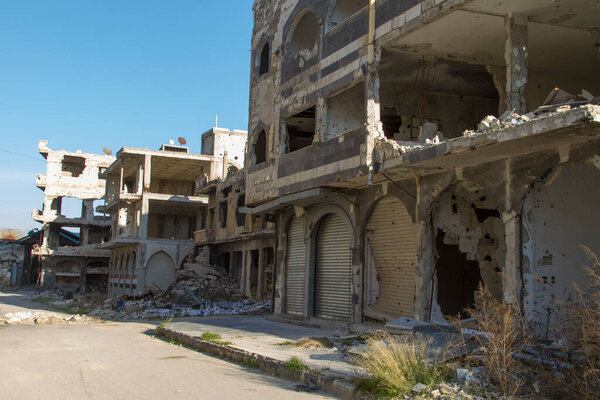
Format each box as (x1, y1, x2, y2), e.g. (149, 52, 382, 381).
(0, 291, 336, 400)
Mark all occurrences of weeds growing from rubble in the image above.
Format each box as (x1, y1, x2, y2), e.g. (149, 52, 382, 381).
(200, 332, 233, 346)
(355, 332, 448, 398)
(458, 283, 531, 399)
(285, 356, 307, 373)
(296, 337, 334, 349)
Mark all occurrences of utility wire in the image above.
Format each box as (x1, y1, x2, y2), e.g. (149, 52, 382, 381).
(0, 148, 43, 162)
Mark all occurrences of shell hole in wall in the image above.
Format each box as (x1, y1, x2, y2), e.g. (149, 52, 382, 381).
(435, 230, 482, 319)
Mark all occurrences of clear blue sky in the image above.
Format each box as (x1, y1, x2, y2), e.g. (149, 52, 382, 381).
(0, 1, 253, 232)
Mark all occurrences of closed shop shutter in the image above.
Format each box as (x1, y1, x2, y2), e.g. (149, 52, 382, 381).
(315, 213, 352, 320)
(284, 216, 306, 315)
(366, 196, 416, 319)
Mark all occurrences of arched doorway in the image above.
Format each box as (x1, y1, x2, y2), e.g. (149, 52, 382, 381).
(364, 196, 417, 320)
(145, 251, 176, 293)
(314, 213, 352, 320)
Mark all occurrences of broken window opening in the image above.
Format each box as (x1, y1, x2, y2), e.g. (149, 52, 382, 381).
(253, 129, 267, 164)
(327, 0, 368, 31)
(325, 83, 365, 140)
(236, 195, 245, 227)
(381, 106, 403, 139)
(226, 166, 238, 179)
(219, 201, 228, 229)
(61, 155, 86, 177)
(379, 49, 499, 141)
(284, 106, 315, 153)
(435, 230, 482, 319)
(258, 42, 270, 76)
(289, 11, 318, 54)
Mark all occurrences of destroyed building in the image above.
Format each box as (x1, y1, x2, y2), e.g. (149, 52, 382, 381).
(242, 0, 600, 329)
(33, 141, 115, 293)
(194, 168, 276, 301)
(103, 128, 247, 297)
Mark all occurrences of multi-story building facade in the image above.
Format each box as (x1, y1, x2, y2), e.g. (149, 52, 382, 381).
(103, 128, 246, 297)
(243, 0, 600, 328)
(194, 169, 276, 301)
(33, 140, 115, 293)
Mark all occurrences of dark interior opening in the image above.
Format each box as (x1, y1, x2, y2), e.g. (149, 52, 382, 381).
(259, 42, 269, 76)
(435, 230, 482, 319)
(250, 249, 260, 298)
(61, 155, 86, 177)
(285, 106, 315, 153)
(219, 201, 228, 229)
(253, 130, 267, 164)
(236, 195, 246, 226)
(221, 252, 231, 275)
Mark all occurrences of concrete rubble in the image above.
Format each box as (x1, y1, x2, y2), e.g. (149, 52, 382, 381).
(0, 311, 96, 325)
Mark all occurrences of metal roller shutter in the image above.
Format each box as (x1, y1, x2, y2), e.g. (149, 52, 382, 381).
(366, 196, 417, 319)
(315, 213, 352, 320)
(284, 216, 306, 315)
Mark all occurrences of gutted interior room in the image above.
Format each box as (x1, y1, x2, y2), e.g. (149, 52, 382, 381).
(378, 49, 499, 141)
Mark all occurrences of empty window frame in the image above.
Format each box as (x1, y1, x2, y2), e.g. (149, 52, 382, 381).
(258, 42, 270, 76)
(284, 106, 315, 153)
(289, 11, 318, 54)
(61, 155, 86, 177)
(327, 0, 368, 31)
(236, 195, 245, 227)
(253, 129, 267, 164)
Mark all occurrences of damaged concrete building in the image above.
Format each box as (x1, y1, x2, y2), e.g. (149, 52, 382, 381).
(103, 128, 247, 297)
(243, 0, 600, 329)
(194, 168, 276, 301)
(33, 141, 115, 293)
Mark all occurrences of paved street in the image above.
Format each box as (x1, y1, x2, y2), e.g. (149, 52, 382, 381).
(0, 291, 336, 400)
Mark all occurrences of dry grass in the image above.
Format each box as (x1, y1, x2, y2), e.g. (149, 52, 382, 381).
(296, 336, 334, 349)
(355, 332, 448, 397)
(459, 284, 531, 399)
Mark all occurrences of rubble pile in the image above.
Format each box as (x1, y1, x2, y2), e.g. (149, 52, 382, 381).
(465, 87, 600, 136)
(88, 264, 270, 320)
(0, 311, 97, 325)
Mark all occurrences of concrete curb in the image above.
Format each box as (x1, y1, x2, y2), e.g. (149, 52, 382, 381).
(155, 326, 357, 399)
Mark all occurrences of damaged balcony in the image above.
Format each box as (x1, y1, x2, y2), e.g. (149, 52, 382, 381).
(375, 104, 600, 183)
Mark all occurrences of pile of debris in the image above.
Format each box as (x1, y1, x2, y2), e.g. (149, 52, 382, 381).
(89, 264, 270, 320)
(0, 311, 97, 325)
(465, 87, 600, 136)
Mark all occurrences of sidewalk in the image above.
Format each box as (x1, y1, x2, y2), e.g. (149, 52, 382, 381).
(158, 315, 369, 398)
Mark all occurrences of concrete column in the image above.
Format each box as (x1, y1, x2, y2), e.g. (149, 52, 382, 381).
(503, 211, 520, 305)
(245, 250, 253, 298)
(139, 197, 150, 239)
(365, 46, 383, 186)
(505, 14, 528, 114)
(228, 252, 235, 278)
(143, 154, 151, 191)
(240, 250, 247, 295)
(257, 248, 265, 300)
